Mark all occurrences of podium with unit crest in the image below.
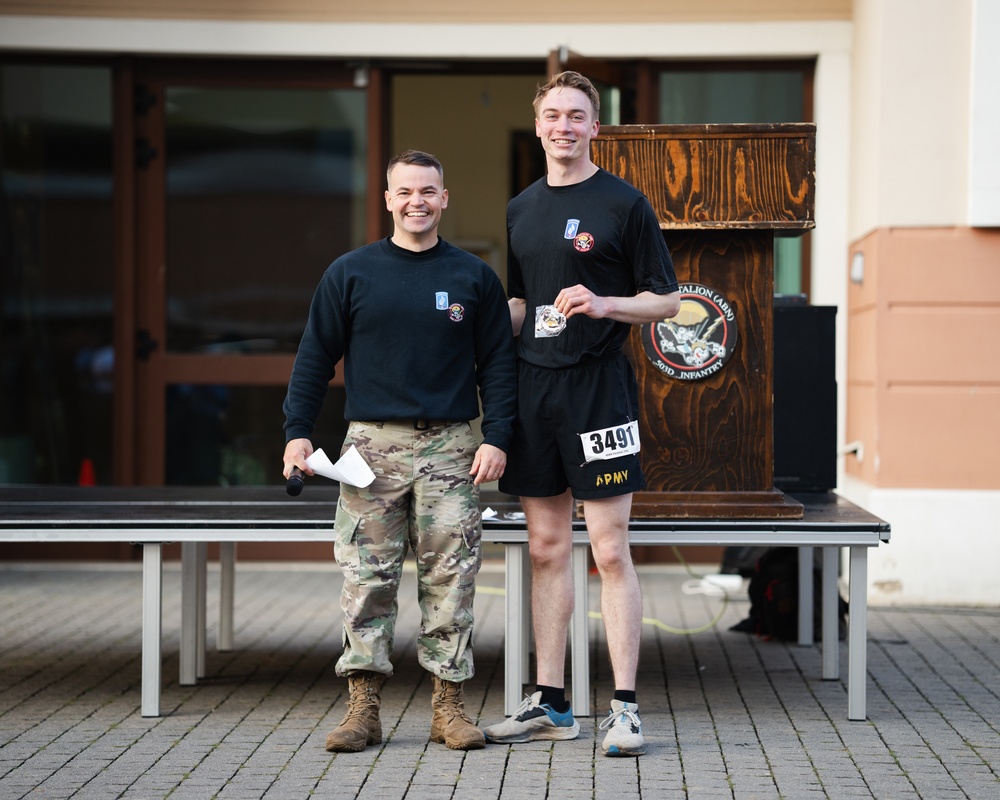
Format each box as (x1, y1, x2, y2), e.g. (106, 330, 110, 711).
(591, 123, 816, 518)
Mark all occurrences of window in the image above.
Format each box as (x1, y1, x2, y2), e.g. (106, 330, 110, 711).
(0, 63, 114, 484)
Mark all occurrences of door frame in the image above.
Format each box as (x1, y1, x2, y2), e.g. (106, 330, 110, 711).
(113, 57, 386, 484)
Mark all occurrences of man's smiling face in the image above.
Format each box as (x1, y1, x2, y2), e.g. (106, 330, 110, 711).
(535, 86, 600, 166)
(385, 163, 448, 245)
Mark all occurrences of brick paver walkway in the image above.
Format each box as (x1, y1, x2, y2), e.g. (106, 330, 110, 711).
(1, 560, 997, 799)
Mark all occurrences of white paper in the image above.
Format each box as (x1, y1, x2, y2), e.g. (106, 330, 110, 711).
(305, 446, 375, 488)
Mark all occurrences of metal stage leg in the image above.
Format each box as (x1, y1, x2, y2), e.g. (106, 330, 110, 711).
(141, 543, 163, 717)
(181, 542, 209, 684)
(569, 543, 590, 717)
(504, 543, 526, 716)
(219, 542, 236, 651)
(848, 545, 869, 720)
(180, 543, 198, 685)
(798, 546, 814, 645)
(822, 546, 840, 679)
(196, 541, 207, 678)
(522, 554, 531, 681)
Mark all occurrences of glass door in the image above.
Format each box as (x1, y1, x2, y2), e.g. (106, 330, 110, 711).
(0, 62, 115, 486)
(131, 62, 373, 485)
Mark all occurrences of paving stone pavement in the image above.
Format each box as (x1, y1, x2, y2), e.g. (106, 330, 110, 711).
(0, 558, 998, 799)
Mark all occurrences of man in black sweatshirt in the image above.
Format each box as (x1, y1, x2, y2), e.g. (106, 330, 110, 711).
(283, 150, 516, 753)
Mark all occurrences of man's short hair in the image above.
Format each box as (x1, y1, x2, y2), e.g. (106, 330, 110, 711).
(533, 71, 601, 119)
(386, 149, 444, 185)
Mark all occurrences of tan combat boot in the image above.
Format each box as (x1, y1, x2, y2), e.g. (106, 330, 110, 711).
(429, 675, 486, 750)
(325, 671, 384, 752)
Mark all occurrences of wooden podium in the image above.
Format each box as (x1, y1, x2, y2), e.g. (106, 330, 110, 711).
(591, 124, 816, 518)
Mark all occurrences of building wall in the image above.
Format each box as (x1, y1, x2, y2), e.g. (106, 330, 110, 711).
(5, 0, 999, 604)
(0, 3, 855, 576)
(842, 0, 1000, 606)
(846, 226, 1000, 490)
(849, 0, 972, 235)
(0, 1, 853, 23)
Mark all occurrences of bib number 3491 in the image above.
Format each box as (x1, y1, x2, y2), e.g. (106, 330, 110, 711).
(579, 421, 641, 463)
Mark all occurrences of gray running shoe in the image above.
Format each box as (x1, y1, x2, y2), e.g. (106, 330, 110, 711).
(599, 699, 646, 756)
(483, 691, 580, 743)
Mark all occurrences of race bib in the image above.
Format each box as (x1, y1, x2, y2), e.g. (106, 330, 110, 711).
(579, 421, 641, 463)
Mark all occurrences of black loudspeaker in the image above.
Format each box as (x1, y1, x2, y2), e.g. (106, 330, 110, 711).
(772, 297, 837, 491)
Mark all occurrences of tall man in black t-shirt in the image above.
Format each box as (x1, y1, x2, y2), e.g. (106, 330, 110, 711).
(482, 72, 680, 756)
(283, 150, 516, 753)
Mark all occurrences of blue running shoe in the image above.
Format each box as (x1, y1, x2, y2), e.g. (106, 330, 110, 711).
(599, 699, 646, 756)
(483, 691, 580, 743)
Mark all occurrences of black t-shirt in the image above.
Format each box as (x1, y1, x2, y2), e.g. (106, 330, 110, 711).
(507, 168, 678, 368)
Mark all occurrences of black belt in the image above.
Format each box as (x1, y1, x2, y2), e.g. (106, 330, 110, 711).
(413, 419, 461, 430)
(361, 420, 454, 430)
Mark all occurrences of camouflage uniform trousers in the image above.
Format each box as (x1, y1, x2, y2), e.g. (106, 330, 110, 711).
(333, 419, 482, 682)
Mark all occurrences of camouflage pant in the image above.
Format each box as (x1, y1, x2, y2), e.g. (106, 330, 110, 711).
(333, 420, 482, 682)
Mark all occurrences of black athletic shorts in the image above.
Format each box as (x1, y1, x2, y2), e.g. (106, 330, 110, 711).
(499, 353, 647, 500)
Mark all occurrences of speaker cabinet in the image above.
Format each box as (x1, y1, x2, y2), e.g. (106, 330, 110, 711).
(772, 299, 836, 491)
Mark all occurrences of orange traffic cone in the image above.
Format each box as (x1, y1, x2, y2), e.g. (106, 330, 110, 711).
(78, 457, 96, 486)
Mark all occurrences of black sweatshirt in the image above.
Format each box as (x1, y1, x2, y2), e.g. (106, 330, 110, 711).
(283, 237, 517, 452)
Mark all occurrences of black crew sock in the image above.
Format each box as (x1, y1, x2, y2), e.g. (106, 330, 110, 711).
(613, 690, 637, 706)
(536, 684, 569, 713)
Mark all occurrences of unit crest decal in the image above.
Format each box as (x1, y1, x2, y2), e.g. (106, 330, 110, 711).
(640, 283, 738, 381)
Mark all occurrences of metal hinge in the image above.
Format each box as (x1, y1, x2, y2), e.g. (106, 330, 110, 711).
(136, 329, 159, 361)
(135, 138, 158, 169)
(134, 84, 157, 116)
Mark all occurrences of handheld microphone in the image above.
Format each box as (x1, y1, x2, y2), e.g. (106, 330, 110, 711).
(286, 467, 304, 497)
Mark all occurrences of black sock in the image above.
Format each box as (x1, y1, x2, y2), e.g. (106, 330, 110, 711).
(536, 684, 569, 713)
(613, 690, 637, 706)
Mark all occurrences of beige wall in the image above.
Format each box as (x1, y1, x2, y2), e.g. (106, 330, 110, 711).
(849, 0, 972, 238)
(0, 0, 852, 23)
(846, 227, 1000, 489)
(846, 0, 999, 493)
